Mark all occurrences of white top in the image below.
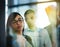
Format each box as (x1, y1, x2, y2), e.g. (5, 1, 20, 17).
(24, 28, 52, 47)
(16, 35, 26, 47)
(12, 34, 32, 47)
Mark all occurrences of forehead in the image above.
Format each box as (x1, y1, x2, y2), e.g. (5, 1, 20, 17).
(26, 13, 35, 17)
(14, 15, 22, 20)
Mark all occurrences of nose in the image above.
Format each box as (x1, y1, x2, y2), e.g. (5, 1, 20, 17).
(16, 21, 20, 25)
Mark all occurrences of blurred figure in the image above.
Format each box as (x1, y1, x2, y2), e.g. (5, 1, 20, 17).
(56, 9, 60, 47)
(45, 5, 57, 47)
(24, 9, 52, 47)
(6, 12, 33, 47)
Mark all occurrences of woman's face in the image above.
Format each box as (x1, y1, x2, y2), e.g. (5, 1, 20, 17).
(10, 15, 24, 31)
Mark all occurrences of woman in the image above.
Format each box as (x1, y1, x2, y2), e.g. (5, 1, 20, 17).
(6, 12, 33, 47)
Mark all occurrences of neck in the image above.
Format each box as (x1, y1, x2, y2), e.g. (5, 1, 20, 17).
(17, 30, 22, 35)
(28, 25, 36, 31)
(13, 30, 22, 35)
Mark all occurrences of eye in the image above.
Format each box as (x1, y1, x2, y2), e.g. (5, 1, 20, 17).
(12, 21, 17, 23)
(19, 19, 22, 21)
(18, 18, 23, 21)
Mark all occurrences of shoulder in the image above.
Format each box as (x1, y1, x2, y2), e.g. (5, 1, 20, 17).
(24, 35, 32, 42)
(38, 28, 49, 36)
(38, 28, 47, 32)
(24, 35, 34, 47)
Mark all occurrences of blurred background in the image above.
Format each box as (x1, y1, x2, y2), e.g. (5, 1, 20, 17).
(5, 0, 57, 28)
(4, 0, 60, 47)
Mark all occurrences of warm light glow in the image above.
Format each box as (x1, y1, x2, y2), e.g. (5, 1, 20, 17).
(45, 2, 57, 25)
(36, 6, 50, 28)
(36, 2, 57, 28)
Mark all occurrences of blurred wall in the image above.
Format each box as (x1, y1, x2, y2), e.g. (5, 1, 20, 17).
(0, 0, 5, 47)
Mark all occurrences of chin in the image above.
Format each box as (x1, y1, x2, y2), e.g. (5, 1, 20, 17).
(17, 29, 21, 31)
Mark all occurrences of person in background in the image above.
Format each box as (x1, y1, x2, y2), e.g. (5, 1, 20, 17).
(45, 5, 57, 47)
(24, 9, 52, 47)
(6, 12, 33, 47)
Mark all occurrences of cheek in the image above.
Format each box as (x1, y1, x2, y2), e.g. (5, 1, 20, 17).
(26, 19, 31, 23)
(27, 19, 34, 24)
(21, 22, 24, 27)
(19, 22, 24, 28)
(11, 24, 17, 29)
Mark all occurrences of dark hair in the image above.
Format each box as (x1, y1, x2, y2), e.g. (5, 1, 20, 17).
(24, 9, 35, 17)
(7, 12, 22, 25)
